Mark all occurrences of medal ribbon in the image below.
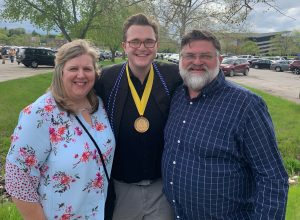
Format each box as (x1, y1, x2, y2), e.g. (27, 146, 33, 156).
(126, 64, 154, 116)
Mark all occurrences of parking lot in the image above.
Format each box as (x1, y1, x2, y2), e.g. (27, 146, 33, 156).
(0, 61, 53, 82)
(0, 62, 299, 104)
(227, 69, 300, 104)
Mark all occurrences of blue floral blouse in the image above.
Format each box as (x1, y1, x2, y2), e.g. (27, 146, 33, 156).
(6, 92, 115, 220)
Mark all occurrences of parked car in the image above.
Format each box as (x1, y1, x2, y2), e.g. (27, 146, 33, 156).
(263, 56, 286, 62)
(220, 58, 250, 77)
(17, 47, 55, 68)
(238, 54, 253, 59)
(221, 54, 237, 59)
(166, 53, 177, 62)
(99, 53, 105, 61)
(98, 51, 112, 61)
(168, 53, 179, 64)
(289, 60, 300, 73)
(248, 58, 262, 65)
(0, 46, 11, 59)
(270, 60, 290, 72)
(164, 53, 173, 61)
(250, 59, 273, 69)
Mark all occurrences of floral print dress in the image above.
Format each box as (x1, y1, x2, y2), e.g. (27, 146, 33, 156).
(5, 92, 115, 220)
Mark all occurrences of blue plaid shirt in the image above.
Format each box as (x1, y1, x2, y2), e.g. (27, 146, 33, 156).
(162, 72, 289, 220)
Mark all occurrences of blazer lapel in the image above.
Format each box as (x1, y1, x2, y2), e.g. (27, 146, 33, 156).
(151, 70, 170, 120)
(113, 71, 128, 139)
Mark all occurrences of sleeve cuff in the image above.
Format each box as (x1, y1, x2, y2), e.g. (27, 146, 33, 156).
(5, 161, 40, 202)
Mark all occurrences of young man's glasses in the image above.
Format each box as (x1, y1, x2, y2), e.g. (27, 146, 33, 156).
(126, 39, 157, 48)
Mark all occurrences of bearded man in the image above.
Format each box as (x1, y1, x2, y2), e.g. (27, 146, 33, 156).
(161, 29, 289, 220)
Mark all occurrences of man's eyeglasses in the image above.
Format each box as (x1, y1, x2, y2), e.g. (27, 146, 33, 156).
(180, 52, 219, 61)
(126, 39, 157, 48)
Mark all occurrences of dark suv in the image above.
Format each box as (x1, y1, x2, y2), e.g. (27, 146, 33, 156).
(17, 47, 55, 68)
(99, 51, 112, 61)
(289, 60, 300, 74)
(220, 58, 250, 77)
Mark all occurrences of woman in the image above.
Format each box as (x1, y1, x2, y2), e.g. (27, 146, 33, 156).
(5, 40, 115, 219)
(9, 48, 16, 63)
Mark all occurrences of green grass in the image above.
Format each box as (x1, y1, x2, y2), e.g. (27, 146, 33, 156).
(99, 57, 126, 67)
(286, 184, 300, 220)
(0, 203, 22, 219)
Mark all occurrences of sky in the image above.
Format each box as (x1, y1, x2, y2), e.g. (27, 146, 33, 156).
(0, 0, 299, 34)
(245, 0, 300, 33)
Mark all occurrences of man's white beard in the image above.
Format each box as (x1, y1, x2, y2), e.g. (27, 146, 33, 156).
(179, 61, 220, 92)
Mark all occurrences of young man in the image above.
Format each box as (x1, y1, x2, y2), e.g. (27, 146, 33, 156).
(162, 29, 289, 220)
(95, 14, 182, 220)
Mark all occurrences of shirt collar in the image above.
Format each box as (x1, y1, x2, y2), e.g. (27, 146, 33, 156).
(128, 64, 150, 85)
(201, 70, 225, 96)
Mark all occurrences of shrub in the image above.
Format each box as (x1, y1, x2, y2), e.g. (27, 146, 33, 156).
(284, 158, 300, 176)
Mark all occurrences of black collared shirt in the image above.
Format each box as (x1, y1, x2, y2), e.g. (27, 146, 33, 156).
(112, 70, 166, 183)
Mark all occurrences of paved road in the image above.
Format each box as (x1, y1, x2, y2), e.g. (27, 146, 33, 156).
(227, 68, 300, 104)
(0, 61, 300, 104)
(0, 61, 53, 82)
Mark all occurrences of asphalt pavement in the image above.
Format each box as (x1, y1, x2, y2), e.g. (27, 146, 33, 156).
(227, 69, 300, 104)
(0, 60, 53, 82)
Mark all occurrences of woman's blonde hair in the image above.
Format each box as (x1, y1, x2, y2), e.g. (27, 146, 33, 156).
(49, 39, 100, 114)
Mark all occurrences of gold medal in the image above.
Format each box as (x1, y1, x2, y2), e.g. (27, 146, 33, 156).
(134, 116, 149, 133)
(126, 63, 154, 134)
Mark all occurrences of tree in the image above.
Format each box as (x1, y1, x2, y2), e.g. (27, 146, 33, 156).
(217, 32, 244, 55)
(10, 34, 32, 46)
(0, 33, 9, 45)
(158, 26, 179, 53)
(0, 0, 145, 42)
(0, 28, 9, 44)
(32, 30, 40, 36)
(291, 30, 300, 56)
(8, 28, 26, 36)
(269, 33, 295, 56)
(145, 0, 279, 41)
(88, 13, 123, 62)
(88, 1, 146, 62)
(240, 40, 259, 55)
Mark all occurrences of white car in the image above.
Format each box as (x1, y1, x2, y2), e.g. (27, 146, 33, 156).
(168, 54, 179, 64)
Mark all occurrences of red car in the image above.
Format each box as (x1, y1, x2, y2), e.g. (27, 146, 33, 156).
(220, 58, 250, 77)
(289, 60, 300, 74)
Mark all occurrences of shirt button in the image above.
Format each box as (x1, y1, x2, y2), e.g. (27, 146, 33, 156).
(170, 181, 173, 185)
(177, 140, 180, 143)
(177, 216, 180, 219)
(183, 120, 186, 123)
(190, 102, 193, 105)
(172, 199, 175, 203)
(173, 161, 176, 165)
(203, 94, 206, 97)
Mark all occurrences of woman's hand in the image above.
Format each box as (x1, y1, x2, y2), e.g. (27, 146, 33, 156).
(12, 197, 47, 220)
